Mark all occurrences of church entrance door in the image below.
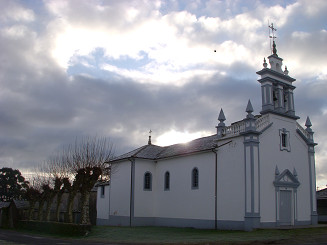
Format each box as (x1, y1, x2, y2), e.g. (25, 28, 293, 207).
(279, 190, 292, 225)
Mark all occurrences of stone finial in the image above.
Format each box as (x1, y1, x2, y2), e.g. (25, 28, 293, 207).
(305, 116, 312, 128)
(216, 109, 226, 137)
(272, 41, 277, 56)
(305, 116, 314, 138)
(275, 166, 280, 176)
(293, 168, 298, 178)
(246, 100, 254, 119)
(284, 66, 289, 75)
(218, 108, 226, 126)
(263, 58, 267, 68)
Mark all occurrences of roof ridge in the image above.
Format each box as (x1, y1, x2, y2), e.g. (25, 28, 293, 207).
(132, 144, 163, 158)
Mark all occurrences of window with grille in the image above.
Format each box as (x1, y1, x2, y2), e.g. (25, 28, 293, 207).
(164, 171, 170, 191)
(192, 168, 199, 189)
(144, 172, 152, 191)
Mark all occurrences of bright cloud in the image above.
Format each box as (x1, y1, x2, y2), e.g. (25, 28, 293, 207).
(155, 130, 210, 146)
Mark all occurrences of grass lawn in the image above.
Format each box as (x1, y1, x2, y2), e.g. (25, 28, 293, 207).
(0, 241, 21, 245)
(82, 225, 327, 244)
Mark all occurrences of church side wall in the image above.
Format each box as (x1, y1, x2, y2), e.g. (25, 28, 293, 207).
(259, 114, 311, 225)
(96, 185, 110, 225)
(108, 161, 131, 226)
(153, 152, 216, 228)
(133, 159, 156, 222)
(216, 137, 245, 227)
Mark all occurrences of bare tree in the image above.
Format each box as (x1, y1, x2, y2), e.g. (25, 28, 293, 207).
(40, 184, 52, 221)
(63, 174, 82, 223)
(26, 136, 114, 224)
(25, 186, 41, 220)
(79, 166, 102, 224)
(45, 153, 71, 222)
(66, 136, 114, 224)
(27, 168, 51, 221)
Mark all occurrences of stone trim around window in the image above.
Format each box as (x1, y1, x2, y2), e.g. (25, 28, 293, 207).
(279, 128, 291, 152)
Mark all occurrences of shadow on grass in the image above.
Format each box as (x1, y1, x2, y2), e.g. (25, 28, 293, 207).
(10, 225, 327, 244)
(83, 226, 327, 244)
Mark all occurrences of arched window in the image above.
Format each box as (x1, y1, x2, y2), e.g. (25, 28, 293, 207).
(144, 172, 152, 191)
(192, 168, 199, 189)
(164, 171, 170, 191)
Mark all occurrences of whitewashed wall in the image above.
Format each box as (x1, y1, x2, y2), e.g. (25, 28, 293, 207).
(154, 152, 215, 220)
(97, 184, 110, 220)
(259, 114, 311, 223)
(109, 161, 131, 218)
(216, 137, 245, 221)
(134, 159, 156, 218)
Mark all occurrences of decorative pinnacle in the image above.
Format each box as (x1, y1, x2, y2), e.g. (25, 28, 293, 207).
(246, 100, 254, 119)
(272, 41, 277, 56)
(218, 108, 226, 127)
(275, 166, 280, 176)
(293, 168, 298, 178)
(263, 58, 267, 68)
(284, 66, 289, 75)
(305, 116, 312, 128)
(246, 100, 253, 114)
(218, 108, 226, 121)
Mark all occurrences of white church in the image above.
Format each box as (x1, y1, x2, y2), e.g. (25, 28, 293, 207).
(96, 40, 318, 231)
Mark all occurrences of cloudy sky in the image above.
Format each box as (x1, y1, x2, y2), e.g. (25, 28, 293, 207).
(0, 0, 326, 187)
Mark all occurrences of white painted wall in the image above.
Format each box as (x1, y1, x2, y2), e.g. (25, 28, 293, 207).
(109, 161, 131, 218)
(97, 184, 110, 220)
(134, 159, 156, 218)
(259, 114, 311, 223)
(216, 137, 245, 221)
(154, 152, 215, 220)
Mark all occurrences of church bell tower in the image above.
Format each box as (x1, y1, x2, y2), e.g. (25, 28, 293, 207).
(256, 24, 299, 119)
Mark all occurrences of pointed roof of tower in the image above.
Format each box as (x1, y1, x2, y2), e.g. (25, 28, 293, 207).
(246, 100, 253, 114)
(305, 116, 312, 128)
(218, 108, 226, 122)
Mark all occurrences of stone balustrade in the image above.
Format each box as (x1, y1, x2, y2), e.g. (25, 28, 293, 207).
(221, 114, 270, 138)
(296, 122, 310, 139)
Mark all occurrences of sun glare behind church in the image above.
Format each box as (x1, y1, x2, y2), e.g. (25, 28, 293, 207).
(154, 130, 209, 146)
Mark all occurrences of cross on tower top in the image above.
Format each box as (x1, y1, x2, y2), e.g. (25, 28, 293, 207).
(269, 23, 278, 55)
(269, 23, 277, 40)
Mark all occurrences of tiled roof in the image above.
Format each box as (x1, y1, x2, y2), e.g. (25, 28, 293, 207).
(111, 134, 218, 162)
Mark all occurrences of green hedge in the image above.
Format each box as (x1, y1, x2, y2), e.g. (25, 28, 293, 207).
(18, 220, 91, 236)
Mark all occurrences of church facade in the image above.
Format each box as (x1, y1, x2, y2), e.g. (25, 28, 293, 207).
(96, 44, 318, 231)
